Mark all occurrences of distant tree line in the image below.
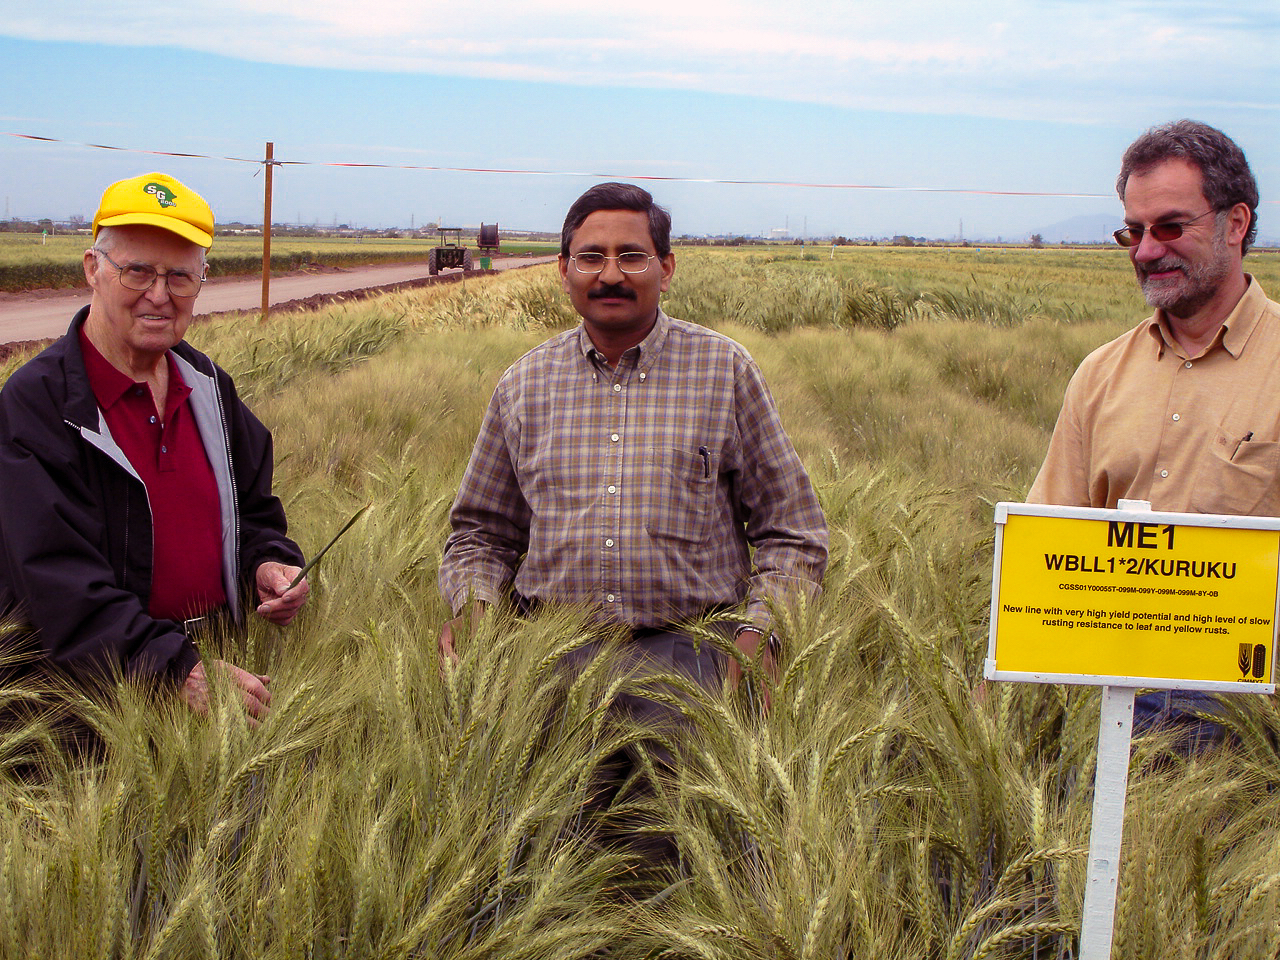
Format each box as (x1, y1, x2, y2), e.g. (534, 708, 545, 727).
(1, 218, 76, 234)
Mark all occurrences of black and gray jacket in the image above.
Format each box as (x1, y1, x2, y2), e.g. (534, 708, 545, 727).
(0, 308, 303, 688)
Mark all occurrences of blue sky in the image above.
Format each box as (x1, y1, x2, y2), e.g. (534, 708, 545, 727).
(2, 0, 1277, 240)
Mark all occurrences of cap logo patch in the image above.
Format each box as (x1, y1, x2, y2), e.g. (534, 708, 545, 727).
(144, 182, 178, 208)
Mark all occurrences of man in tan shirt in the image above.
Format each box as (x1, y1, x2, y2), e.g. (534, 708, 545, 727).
(1028, 120, 1272, 745)
(1030, 120, 1273, 513)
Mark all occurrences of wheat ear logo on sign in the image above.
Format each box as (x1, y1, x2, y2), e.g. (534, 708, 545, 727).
(144, 182, 178, 208)
(1239, 642, 1267, 679)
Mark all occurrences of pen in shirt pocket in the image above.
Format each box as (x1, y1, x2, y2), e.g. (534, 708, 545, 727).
(1233, 431, 1254, 459)
(698, 445, 711, 478)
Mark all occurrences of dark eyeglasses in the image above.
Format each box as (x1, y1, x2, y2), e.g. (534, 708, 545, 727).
(96, 249, 206, 298)
(1113, 210, 1215, 248)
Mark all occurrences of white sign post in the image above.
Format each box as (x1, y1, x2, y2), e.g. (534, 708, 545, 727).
(986, 499, 1280, 959)
(1079, 683, 1133, 958)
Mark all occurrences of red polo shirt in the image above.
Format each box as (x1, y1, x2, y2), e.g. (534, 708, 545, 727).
(79, 329, 227, 622)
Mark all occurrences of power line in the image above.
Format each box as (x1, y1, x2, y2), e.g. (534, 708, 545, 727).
(9, 130, 1277, 205)
(3, 131, 1109, 200)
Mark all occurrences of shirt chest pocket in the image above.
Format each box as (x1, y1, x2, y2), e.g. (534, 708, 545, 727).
(1193, 427, 1280, 516)
(643, 446, 715, 543)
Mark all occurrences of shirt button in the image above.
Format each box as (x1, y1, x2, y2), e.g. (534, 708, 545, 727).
(610, 433, 620, 442)
(161, 445, 168, 454)
(606, 594, 616, 603)
(605, 538, 614, 547)
(613, 383, 622, 393)
(639, 372, 646, 381)
(1160, 470, 1169, 478)
(1172, 414, 1180, 421)
(1184, 361, 1192, 368)
(607, 485, 617, 494)
(149, 415, 157, 424)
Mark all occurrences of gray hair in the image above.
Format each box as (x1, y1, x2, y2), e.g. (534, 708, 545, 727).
(1116, 119, 1259, 255)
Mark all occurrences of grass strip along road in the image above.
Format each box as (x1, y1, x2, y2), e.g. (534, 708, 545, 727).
(0, 255, 557, 346)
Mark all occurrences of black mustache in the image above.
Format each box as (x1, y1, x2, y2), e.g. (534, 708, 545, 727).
(588, 283, 637, 300)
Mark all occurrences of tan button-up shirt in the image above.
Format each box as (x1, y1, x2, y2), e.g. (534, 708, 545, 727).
(1029, 277, 1280, 515)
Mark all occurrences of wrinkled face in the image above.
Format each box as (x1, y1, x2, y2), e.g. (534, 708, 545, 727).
(84, 224, 205, 365)
(1122, 159, 1236, 318)
(559, 209, 674, 345)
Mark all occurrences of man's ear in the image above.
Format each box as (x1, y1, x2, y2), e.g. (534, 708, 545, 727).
(558, 255, 571, 291)
(659, 253, 675, 293)
(83, 248, 101, 289)
(1226, 202, 1251, 248)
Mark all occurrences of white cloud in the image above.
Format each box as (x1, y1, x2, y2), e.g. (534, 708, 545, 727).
(4, 0, 1279, 125)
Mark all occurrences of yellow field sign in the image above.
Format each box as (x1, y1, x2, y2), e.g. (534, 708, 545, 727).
(986, 502, 1280, 691)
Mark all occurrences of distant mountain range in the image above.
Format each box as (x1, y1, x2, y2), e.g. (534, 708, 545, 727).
(1027, 214, 1119, 244)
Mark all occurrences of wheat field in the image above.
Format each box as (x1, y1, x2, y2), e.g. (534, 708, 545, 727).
(4, 247, 1280, 958)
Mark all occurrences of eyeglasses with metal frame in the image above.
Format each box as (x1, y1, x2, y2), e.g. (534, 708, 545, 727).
(1112, 209, 1216, 248)
(96, 249, 206, 298)
(569, 252, 656, 274)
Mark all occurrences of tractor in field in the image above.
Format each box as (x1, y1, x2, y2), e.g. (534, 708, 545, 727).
(427, 227, 472, 275)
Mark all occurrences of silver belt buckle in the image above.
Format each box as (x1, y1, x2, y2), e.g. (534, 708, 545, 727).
(181, 616, 206, 637)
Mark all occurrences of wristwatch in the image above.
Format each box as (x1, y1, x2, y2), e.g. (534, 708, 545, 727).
(734, 622, 781, 658)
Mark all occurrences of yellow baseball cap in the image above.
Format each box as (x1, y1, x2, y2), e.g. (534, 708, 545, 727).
(92, 172, 215, 249)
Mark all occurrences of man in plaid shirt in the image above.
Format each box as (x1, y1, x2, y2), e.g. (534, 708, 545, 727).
(438, 181, 827, 868)
(438, 182, 827, 683)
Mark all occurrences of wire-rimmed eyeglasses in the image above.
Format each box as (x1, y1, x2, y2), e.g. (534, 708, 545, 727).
(1113, 210, 1215, 248)
(569, 252, 656, 274)
(96, 249, 206, 298)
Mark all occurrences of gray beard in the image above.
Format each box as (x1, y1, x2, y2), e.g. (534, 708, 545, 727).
(1136, 218, 1233, 318)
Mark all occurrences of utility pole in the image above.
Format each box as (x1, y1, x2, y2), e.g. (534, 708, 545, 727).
(260, 141, 275, 322)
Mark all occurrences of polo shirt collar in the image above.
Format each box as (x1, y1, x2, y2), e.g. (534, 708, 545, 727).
(78, 326, 189, 416)
(1146, 274, 1263, 360)
(79, 327, 138, 410)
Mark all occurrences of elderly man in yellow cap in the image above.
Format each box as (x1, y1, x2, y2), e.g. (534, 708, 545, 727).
(0, 173, 308, 732)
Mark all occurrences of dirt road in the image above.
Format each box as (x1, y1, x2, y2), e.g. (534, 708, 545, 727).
(0, 255, 557, 346)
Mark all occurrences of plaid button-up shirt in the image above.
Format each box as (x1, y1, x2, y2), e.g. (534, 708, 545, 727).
(439, 309, 828, 628)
